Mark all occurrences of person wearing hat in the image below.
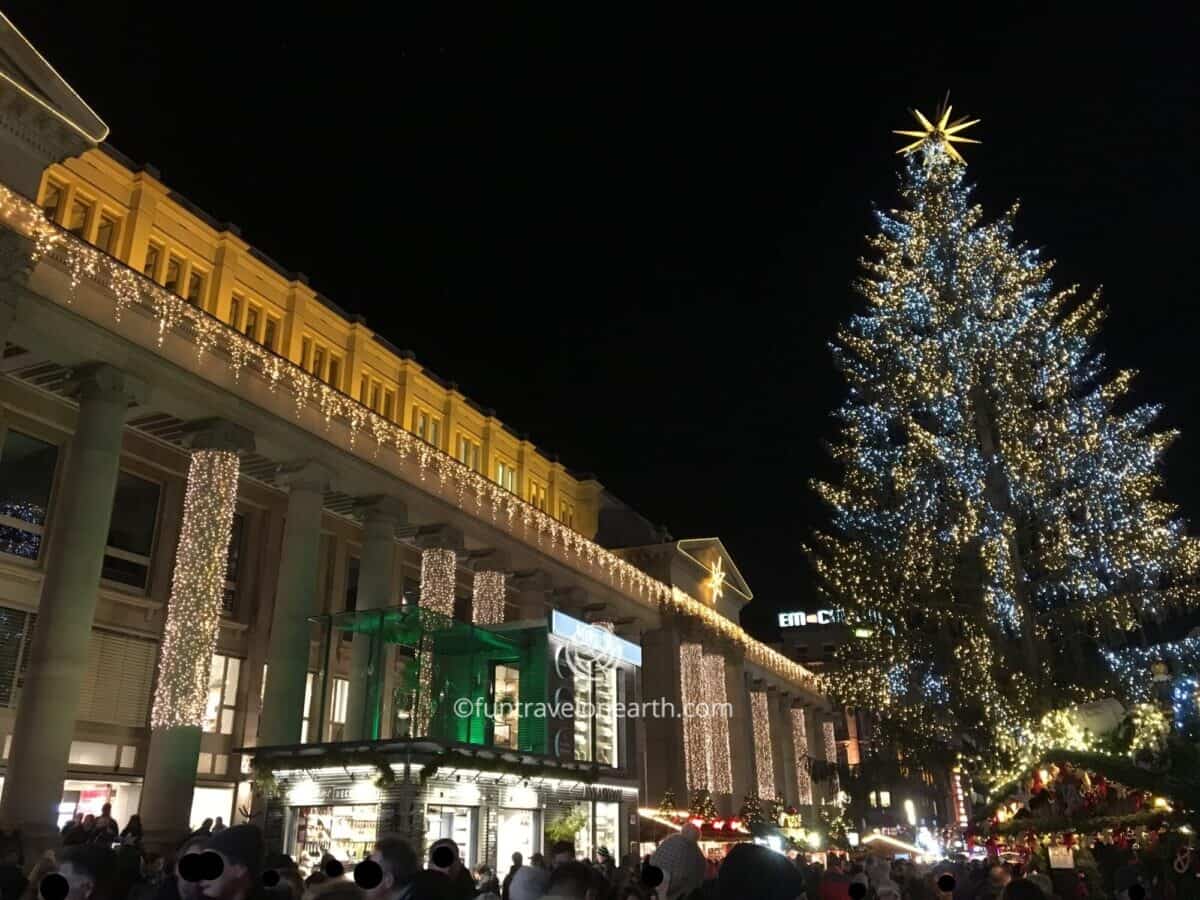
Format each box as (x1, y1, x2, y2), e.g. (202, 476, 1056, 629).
(426, 839, 474, 900)
(201, 824, 265, 900)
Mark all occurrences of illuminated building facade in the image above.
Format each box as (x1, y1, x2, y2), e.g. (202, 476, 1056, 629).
(0, 13, 830, 862)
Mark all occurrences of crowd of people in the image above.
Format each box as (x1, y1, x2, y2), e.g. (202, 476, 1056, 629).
(0, 813, 1170, 900)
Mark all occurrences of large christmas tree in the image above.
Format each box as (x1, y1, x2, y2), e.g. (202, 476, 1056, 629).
(811, 107, 1198, 782)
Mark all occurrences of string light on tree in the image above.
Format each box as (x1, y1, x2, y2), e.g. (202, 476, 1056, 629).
(811, 102, 1199, 784)
(151, 449, 240, 729)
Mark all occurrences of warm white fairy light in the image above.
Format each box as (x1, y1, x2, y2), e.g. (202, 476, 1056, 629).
(823, 721, 840, 797)
(421, 548, 457, 617)
(791, 708, 813, 805)
(702, 652, 733, 794)
(680, 643, 712, 792)
(4, 182, 820, 695)
(472, 570, 506, 625)
(751, 691, 775, 800)
(151, 449, 240, 729)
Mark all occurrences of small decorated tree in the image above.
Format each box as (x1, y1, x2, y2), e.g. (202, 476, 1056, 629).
(658, 789, 678, 818)
(768, 797, 786, 826)
(739, 793, 765, 827)
(689, 789, 718, 822)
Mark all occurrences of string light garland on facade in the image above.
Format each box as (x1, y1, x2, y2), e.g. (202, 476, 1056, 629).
(791, 708, 813, 806)
(703, 652, 733, 794)
(751, 691, 775, 800)
(0, 183, 820, 695)
(151, 449, 240, 729)
(822, 721, 840, 797)
(681, 643, 712, 793)
(471, 570, 506, 625)
(420, 548, 456, 617)
(810, 113, 1200, 779)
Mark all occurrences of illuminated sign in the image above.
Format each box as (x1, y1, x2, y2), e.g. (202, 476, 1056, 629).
(778, 610, 836, 628)
(551, 610, 642, 667)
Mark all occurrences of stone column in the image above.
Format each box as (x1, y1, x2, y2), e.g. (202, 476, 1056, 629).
(259, 461, 332, 746)
(0, 364, 145, 846)
(344, 496, 405, 741)
(774, 691, 799, 806)
(510, 569, 551, 621)
(722, 651, 753, 817)
(141, 419, 253, 851)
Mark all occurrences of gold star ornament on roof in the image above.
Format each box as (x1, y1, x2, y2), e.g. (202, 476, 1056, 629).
(707, 557, 726, 605)
(894, 103, 981, 164)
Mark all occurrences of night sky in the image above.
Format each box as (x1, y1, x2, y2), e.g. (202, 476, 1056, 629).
(8, 6, 1199, 641)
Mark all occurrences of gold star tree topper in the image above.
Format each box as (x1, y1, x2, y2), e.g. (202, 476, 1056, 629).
(894, 102, 980, 164)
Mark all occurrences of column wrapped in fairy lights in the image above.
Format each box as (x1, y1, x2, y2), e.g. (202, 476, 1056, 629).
(702, 653, 732, 794)
(680, 643, 712, 792)
(472, 570, 506, 625)
(823, 720, 841, 798)
(414, 548, 457, 735)
(750, 691, 775, 800)
(151, 450, 240, 729)
(791, 708, 813, 805)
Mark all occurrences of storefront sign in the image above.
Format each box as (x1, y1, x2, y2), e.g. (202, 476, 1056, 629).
(778, 610, 836, 628)
(584, 785, 625, 803)
(551, 610, 642, 667)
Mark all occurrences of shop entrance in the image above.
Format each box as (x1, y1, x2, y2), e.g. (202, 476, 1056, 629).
(496, 808, 540, 871)
(425, 805, 476, 867)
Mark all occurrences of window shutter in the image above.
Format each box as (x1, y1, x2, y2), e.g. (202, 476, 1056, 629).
(76, 629, 156, 727)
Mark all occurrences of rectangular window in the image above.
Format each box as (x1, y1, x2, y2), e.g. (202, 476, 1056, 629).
(222, 513, 244, 617)
(186, 271, 205, 307)
(0, 431, 58, 561)
(263, 317, 279, 352)
(66, 198, 91, 237)
(329, 677, 349, 740)
(143, 243, 161, 280)
(102, 471, 161, 590)
(300, 671, 314, 743)
(369, 383, 381, 412)
(164, 256, 183, 294)
(40, 180, 64, 221)
(300, 337, 312, 370)
(203, 653, 241, 735)
(243, 305, 260, 341)
(94, 214, 118, 254)
(878, 790, 891, 808)
(360, 375, 370, 403)
(491, 664, 520, 749)
(312, 346, 326, 380)
(456, 436, 481, 472)
(529, 482, 548, 512)
(559, 501, 575, 529)
(414, 409, 442, 447)
(382, 390, 395, 421)
(228, 295, 243, 330)
(495, 460, 517, 493)
(327, 357, 341, 389)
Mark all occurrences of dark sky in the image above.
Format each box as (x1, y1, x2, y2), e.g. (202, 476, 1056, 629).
(9, 5, 1199, 641)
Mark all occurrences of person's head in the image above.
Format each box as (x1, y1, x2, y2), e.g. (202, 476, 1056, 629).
(357, 836, 417, 900)
(529, 853, 545, 870)
(550, 841, 574, 868)
(306, 881, 365, 900)
(989, 865, 1012, 888)
(201, 825, 264, 900)
(214, 818, 224, 827)
(545, 861, 604, 900)
(200, 820, 214, 832)
(510, 852, 523, 869)
(55, 845, 116, 900)
(828, 857, 843, 874)
(472, 864, 492, 883)
(100, 805, 111, 818)
(1004, 880, 1047, 900)
(679, 824, 700, 844)
(427, 839, 461, 879)
(81, 816, 95, 830)
(719, 843, 805, 900)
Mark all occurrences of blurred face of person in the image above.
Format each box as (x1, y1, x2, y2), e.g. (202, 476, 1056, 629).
(200, 852, 250, 900)
(990, 867, 1011, 888)
(58, 862, 96, 900)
